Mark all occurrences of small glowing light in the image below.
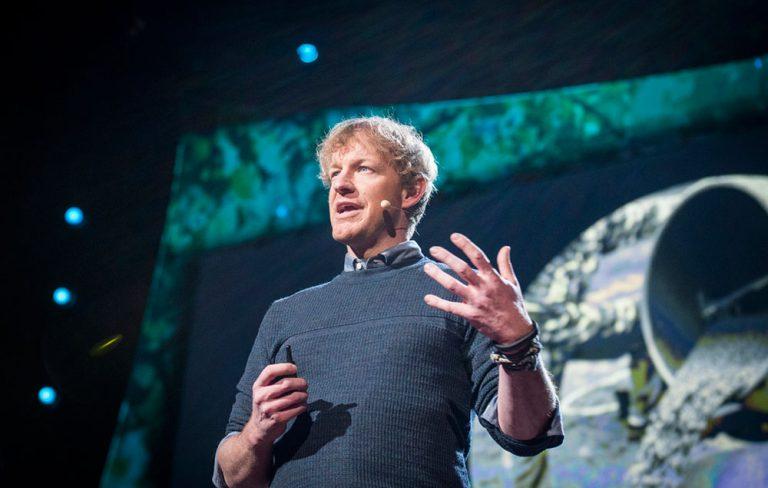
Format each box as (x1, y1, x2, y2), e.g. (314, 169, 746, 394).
(297, 43, 318, 63)
(755, 58, 764, 70)
(90, 334, 124, 357)
(38, 386, 57, 405)
(53, 287, 73, 306)
(65, 207, 84, 226)
(275, 204, 289, 219)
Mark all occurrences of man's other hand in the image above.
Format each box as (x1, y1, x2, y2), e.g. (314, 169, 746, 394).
(242, 363, 309, 447)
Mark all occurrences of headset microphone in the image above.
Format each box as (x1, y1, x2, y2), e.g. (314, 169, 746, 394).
(380, 200, 401, 211)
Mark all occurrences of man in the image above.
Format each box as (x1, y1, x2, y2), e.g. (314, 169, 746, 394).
(214, 116, 563, 487)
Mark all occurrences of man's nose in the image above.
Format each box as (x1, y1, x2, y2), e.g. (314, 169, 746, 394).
(332, 170, 355, 194)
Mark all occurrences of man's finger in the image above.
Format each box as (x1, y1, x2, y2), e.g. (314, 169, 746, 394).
(449, 233, 495, 275)
(424, 293, 478, 321)
(254, 363, 298, 388)
(428, 245, 482, 286)
(497, 245, 518, 285)
(423, 262, 472, 300)
(262, 377, 308, 400)
(263, 391, 309, 414)
(273, 403, 309, 424)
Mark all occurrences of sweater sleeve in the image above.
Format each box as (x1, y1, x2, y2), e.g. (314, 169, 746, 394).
(466, 325, 564, 457)
(212, 431, 241, 488)
(212, 302, 278, 487)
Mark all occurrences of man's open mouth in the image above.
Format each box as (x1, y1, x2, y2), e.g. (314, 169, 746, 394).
(336, 202, 363, 214)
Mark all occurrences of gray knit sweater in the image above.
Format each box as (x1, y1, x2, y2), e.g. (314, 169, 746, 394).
(213, 245, 564, 487)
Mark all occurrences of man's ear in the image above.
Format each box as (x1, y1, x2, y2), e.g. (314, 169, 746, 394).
(401, 176, 427, 210)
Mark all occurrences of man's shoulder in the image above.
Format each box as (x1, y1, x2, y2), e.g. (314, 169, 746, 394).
(272, 278, 336, 308)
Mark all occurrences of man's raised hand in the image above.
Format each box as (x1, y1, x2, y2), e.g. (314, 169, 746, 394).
(422, 232, 534, 344)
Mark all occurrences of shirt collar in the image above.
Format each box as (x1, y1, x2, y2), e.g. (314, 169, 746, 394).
(343, 240, 423, 272)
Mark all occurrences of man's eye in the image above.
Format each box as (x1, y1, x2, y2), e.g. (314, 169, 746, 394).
(330, 167, 371, 178)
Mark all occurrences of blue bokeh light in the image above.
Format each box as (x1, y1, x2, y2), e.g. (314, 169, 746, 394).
(53, 287, 73, 306)
(755, 58, 764, 70)
(297, 43, 318, 63)
(65, 206, 84, 226)
(275, 204, 289, 219)
(38, 386, 57, 405)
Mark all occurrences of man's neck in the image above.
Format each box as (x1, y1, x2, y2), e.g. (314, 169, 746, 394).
(347, 236, 408, 260)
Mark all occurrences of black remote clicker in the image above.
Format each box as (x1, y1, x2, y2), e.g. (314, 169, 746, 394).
(273, 344, 297, 384)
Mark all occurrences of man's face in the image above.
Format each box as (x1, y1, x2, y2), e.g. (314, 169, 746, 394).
(328, 134, 405, 252)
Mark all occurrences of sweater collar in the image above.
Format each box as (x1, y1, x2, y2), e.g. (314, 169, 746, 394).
(343, 239, 424, 272)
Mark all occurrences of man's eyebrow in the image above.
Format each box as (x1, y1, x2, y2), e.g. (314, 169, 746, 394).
(330, 158, 372, 168)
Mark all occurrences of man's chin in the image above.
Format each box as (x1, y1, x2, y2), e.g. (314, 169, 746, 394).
(332, 229, 369, 248)
(331, 228, 358, 245)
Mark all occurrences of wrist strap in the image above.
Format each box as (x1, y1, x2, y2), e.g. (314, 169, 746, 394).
(490, 319, 542, 371)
